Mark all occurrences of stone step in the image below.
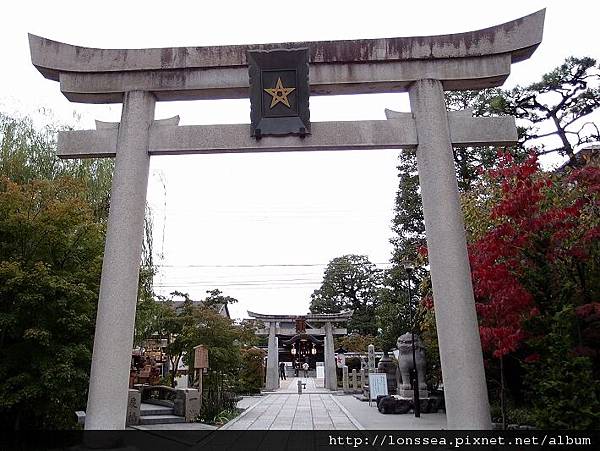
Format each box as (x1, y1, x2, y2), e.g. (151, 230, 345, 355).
(140, 406, 174, 416)
(139, 414, 186, 425)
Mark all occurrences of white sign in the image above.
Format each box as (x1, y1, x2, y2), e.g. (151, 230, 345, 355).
(316, 366, 325, 379)
(368, 373, 388, 401)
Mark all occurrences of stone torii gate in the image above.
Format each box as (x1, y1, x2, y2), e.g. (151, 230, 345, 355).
(247, 311, 352, 391)
(29, 9, 545, 430)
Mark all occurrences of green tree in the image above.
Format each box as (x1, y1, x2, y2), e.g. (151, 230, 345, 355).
(335, 333, 376, 353)
(0, 177, 105, 430)
(237, 347, 265, 394)
(150, 290, 256, 388)
(309, 255, 382, 335)
(0, 112, 114, 220)
(0, 111, 139, 430)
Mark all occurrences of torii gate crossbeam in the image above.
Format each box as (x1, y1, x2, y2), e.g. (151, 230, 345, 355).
(28, 9, 545, 430)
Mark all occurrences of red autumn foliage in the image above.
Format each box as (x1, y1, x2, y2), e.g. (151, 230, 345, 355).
(469, 153, 599, 359)
(421, 295, 434, 310)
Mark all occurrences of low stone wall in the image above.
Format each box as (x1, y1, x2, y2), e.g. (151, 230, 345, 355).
(173, 388, 201, 422)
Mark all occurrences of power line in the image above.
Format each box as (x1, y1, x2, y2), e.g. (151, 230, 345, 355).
(154, 283, 320, 289)
(156, 262, 393, 268)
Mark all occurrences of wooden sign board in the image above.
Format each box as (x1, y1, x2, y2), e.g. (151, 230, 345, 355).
(368, 373, 388, 401)
(194, 345, 209, 369)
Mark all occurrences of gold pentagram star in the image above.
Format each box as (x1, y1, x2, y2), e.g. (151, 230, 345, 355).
(264, 77, 295, 108)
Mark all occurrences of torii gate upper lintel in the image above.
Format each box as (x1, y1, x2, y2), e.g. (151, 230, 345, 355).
(28, 9, 545, 431)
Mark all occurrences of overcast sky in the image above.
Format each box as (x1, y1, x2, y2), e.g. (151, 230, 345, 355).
(1, 1, 599, 319)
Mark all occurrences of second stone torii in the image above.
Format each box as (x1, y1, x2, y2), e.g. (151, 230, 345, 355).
(248, 311, 352, 392)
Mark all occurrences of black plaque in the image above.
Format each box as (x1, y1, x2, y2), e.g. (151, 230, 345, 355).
(248, 48, 310, 138)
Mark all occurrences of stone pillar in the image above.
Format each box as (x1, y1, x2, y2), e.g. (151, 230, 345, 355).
(125, 389, 141, 426)
(85, 91, 156, 430)
(352, 369, 358, 392)
(367, 344, 375, 373)
(409, 79, 491, 430)
(342, 365, 350, 393)
(265, 322, 279, 390)
(360, 369, 366, 388)
(324, 322, 337, 391)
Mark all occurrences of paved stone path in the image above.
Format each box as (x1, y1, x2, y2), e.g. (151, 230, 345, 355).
(224, 377, 447, 431)
(223, 379, 361, 431)
(278, 376, 327, 393)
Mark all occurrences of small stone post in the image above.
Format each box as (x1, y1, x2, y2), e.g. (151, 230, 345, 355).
(125, 389, 141, 426)
(342, 365, 350, 393)
(367, 344, 375, 373)
(85, 91, 156, 430)
(352, 369, 358, 392)
(409, 78, 491, 429)
(360, 369, 366, 388)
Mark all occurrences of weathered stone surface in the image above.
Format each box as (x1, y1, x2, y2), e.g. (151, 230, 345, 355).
(84, 91, 155, 430)
(409, 79, 491, 430)
(126, 389, 141, 426)
(396, 333, 427, 391)
(57, 111, 516, 159)
(351, 369, 358, 392)
(324, 322, 337, 391)
(367, 345, 375, 373)
(30, 11, 544, 73)
(342, 366, 350, 393)
(397, 388, 430, 399)
(57, 118, 417, 158)
(377, 352, 398, 394)
(265, 322, 279, 390)
(29, 10, 544, 102)
(174, 389, 201, 422)
(55, 55, 512, 103)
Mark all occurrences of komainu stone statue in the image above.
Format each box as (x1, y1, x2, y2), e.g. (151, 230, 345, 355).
(396, 333, 427, 392)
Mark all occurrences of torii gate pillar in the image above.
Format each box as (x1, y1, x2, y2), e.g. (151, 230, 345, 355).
(409, 79, 490, 429)
(265, 322, 280, 390)
(86, 91, 156, 429)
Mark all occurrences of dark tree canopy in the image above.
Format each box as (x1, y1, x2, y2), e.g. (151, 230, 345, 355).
(490, 56, 600, 158)
(309, 254, 381, 335)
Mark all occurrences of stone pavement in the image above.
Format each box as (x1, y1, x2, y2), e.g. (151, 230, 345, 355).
(277, 377, 327, 393)
(335, 395, 447, 430)
(223, 393, 360, 430)
(224, 377, 447, 430)
(134, 378, 447, 430)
